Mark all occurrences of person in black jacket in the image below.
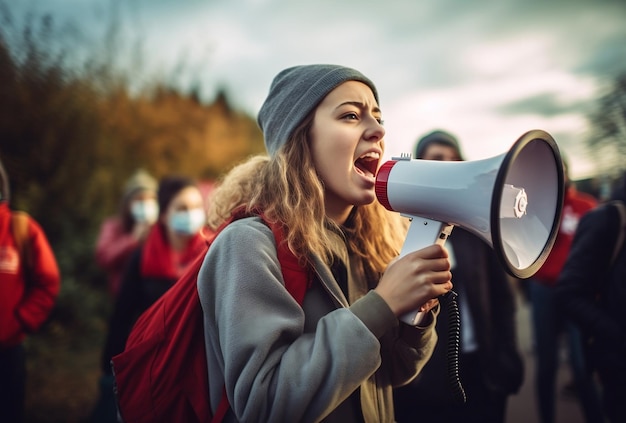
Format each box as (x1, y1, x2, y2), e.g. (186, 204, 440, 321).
(555, 172, 626, 423)
(393, 130, 524, 423)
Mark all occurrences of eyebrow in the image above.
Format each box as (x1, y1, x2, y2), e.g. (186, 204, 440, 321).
(336, 101, 381, 115)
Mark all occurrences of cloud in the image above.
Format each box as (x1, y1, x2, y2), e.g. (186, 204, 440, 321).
(5, 0, 626, 178)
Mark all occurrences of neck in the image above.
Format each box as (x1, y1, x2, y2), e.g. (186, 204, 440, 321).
(323, 191, 354, 225)
(325, 204, 352, 226)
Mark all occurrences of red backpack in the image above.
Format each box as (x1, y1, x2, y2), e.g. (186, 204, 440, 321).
(111, 212, 309, 423)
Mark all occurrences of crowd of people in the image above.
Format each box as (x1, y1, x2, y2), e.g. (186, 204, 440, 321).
(526, 158, 604, 423)
(1, 63, 624, 423)
(91, 173, 208, 422)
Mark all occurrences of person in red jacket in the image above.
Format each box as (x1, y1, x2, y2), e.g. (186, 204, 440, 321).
(528, 158, 603, 423)
(0, 157, 61, 423)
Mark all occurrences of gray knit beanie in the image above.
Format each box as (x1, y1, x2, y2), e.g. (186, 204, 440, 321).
(414, 130, 465, 160)
(258, 64, 379, 157)
(123, 169, 158, 199)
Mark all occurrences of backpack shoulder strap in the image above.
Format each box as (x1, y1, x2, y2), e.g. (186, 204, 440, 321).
(266, 220, 310, 304)
(610, 200, 626, 267)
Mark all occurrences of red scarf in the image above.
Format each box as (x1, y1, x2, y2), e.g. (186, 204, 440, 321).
(140, 223, 207, 280)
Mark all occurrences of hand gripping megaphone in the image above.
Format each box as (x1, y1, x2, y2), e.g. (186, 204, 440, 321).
(376, 129, 565, 325)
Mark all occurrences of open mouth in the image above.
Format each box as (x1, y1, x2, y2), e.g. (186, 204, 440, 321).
(355, 152, 380, 178)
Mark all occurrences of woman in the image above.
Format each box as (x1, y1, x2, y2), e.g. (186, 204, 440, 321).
(198, 64, 453, 422)
(95, 169, 159, 298)
(101, 175, 207, 381)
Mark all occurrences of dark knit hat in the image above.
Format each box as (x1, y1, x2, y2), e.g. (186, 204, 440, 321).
(157, 175, 197, 217)
(258, 64, 379, 157)
(414, 130, 464, 160)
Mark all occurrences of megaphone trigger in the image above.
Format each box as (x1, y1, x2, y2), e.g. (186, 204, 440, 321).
(399, 216, 454, 258)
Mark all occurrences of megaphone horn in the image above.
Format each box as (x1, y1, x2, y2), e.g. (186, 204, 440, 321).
(376, 129, 565, 325)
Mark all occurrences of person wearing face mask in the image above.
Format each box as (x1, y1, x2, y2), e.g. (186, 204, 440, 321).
(94, 175, 207, 423)
(91, 169, 158, 423)
(95, 169, 159, 298)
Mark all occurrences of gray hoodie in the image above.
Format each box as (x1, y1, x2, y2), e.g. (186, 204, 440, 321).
(198, 216, 438, 423)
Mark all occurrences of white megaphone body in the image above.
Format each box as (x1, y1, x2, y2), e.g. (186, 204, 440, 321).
(376, 129, 565, 325)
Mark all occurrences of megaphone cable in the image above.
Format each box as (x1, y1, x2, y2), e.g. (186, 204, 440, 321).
(441, 290, 467, 404)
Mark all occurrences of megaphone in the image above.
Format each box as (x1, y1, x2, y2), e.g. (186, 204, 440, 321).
(376, 129, 565, 325)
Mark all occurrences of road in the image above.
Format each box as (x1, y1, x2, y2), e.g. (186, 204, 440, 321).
(506, 288, 587, 423)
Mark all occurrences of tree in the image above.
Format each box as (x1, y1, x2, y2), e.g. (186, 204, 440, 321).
(586, 73, 626, 176)
(0, 4, 263, 420)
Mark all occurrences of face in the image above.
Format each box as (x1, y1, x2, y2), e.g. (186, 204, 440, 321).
(162, 186, 205, 233)
(309, 81, 385, 223)
(421, 143, 461, 162)
(129, 189, 158, 221)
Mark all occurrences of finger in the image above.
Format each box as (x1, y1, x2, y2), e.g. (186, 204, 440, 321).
(430, 257, 451, 272)
(440, 281, 453, 292)
(406, 244, 449, 260)
(419, 298, 439, 312)
(427, 270, 453, 285)
(427, 284, 452, 301)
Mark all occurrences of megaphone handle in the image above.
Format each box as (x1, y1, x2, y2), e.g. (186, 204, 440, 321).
(398, 217, 454, 326)
(397, 216, 466, 404)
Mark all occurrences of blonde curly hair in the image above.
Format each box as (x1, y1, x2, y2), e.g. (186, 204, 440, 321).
(207, 113, 407, 274)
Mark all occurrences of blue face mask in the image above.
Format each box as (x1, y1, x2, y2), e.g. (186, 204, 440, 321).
(130, 199, 159, 224)
(168, 208, 206, 235)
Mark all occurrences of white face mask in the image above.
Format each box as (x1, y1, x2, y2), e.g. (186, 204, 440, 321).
(168, 208, 206, 235)
(130, 199, 159, 224)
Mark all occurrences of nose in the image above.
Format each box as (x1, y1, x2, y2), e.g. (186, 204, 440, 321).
(364, 116, 385, 142)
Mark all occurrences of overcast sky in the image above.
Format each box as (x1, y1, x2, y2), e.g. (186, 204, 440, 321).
(9, 0, 626, 178)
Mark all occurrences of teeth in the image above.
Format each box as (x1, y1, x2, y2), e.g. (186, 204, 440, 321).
(359, 152, 380, 160)
(355, 151, 380, 177)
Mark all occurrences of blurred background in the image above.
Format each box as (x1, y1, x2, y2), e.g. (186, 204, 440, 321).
(0, 0, 625, 421)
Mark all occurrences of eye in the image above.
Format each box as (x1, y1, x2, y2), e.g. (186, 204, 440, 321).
(342, 112, 359, 121)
